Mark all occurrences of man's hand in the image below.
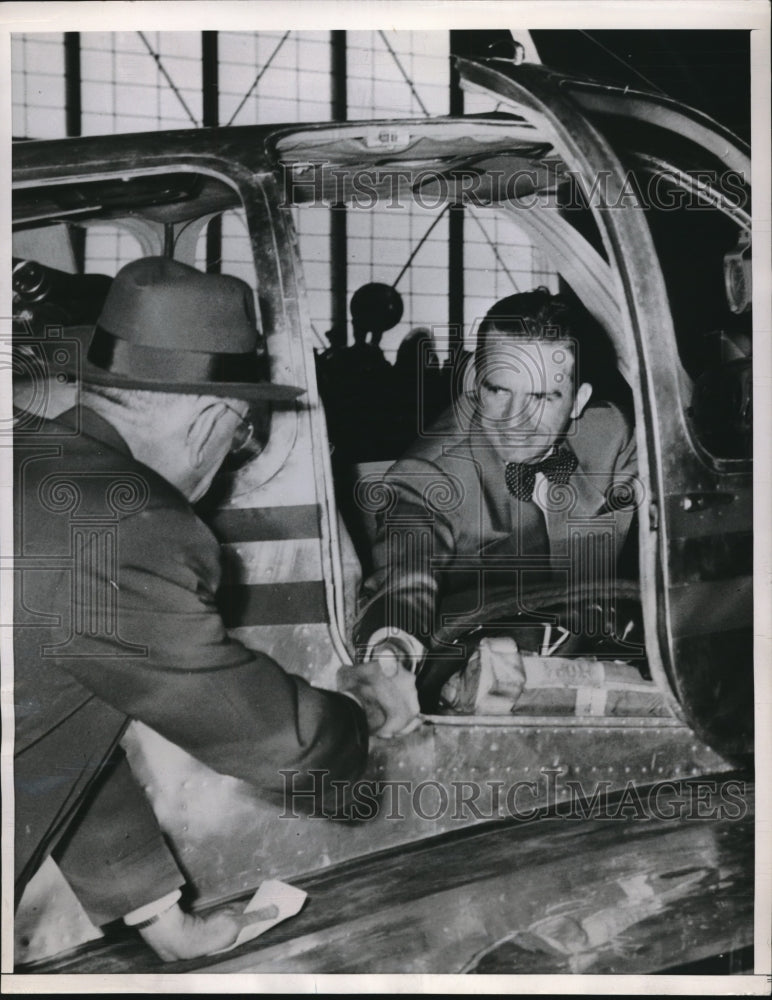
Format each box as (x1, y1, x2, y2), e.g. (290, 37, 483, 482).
(138, 901, 278, 962)
(338, 641, 421, 738)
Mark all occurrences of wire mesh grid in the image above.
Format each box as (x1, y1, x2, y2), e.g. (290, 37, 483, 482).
(12, 30, 553, 347)
(11, 33, 66, 138)
(80, 31, 203, 134)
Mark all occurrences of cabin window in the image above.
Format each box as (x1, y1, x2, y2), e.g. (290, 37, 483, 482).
(640, 173, 751, 462)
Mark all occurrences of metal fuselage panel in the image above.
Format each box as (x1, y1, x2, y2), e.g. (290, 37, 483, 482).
(11, 99, 750, 966)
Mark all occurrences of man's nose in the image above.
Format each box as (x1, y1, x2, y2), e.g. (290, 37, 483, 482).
(502, 392, 535, 427)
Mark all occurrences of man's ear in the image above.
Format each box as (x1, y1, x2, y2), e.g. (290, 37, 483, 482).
(570, 382, 593, 419)
(186, 403, 223, 469)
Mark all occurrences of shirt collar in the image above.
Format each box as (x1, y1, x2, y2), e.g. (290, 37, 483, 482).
(55, 404, 133, 457)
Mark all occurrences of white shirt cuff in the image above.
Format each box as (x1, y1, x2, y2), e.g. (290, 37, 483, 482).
(366, 627, 426, 671)
(123, 888, 182, 926)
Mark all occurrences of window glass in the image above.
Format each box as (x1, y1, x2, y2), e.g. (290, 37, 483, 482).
(637, 170, 751, 461)
(584, 114, 752, 463)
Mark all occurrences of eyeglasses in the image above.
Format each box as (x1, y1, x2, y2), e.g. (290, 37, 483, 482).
(219, 401, 255, 455)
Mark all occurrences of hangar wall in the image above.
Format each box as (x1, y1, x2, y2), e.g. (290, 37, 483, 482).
(12, 29, 551, 358)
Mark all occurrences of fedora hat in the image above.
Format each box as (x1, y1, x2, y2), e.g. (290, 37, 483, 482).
(79, 257, 304, 402)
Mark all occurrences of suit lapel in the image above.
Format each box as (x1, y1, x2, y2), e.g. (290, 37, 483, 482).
(544, 449, 617, 558)
(474, 442, 511, 535)
(473, 442, 550, 557)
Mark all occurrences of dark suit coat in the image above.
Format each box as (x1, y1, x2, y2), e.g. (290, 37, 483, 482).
(354, 400, 638, 651)
(14, 406, 368, 922)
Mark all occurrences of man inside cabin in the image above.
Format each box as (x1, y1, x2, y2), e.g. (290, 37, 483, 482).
(353, 288, 639, 701)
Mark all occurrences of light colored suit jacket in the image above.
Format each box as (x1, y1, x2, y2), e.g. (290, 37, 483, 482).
(354, 400, 638, 652)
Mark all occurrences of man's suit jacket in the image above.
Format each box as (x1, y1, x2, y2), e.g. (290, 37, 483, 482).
(354, 400, 638, 652)
(14, 406, 368, 923)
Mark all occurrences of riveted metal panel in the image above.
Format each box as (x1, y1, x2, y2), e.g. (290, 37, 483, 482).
(15, 715, 732, 964)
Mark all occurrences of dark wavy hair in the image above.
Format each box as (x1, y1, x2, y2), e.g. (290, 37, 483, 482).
(475, 287, 610, 389)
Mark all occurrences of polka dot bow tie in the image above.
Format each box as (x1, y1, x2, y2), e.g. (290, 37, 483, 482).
(505, 448, 578, 502)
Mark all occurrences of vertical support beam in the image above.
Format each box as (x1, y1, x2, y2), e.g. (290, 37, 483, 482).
(64, 33, 81, 138)
(448, 205, 464, 349)
(330, 30, 348, 342)
(202, 31, 222, 272)
(448, 31, 466, 348)
(64, 33, 86, 272)
(202, 31, 219, 126)
(331, 30, 347, 123)
(449, 30, 466, 118)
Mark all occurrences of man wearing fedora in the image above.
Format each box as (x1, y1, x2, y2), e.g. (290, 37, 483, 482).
(13, 257, 420, 961)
